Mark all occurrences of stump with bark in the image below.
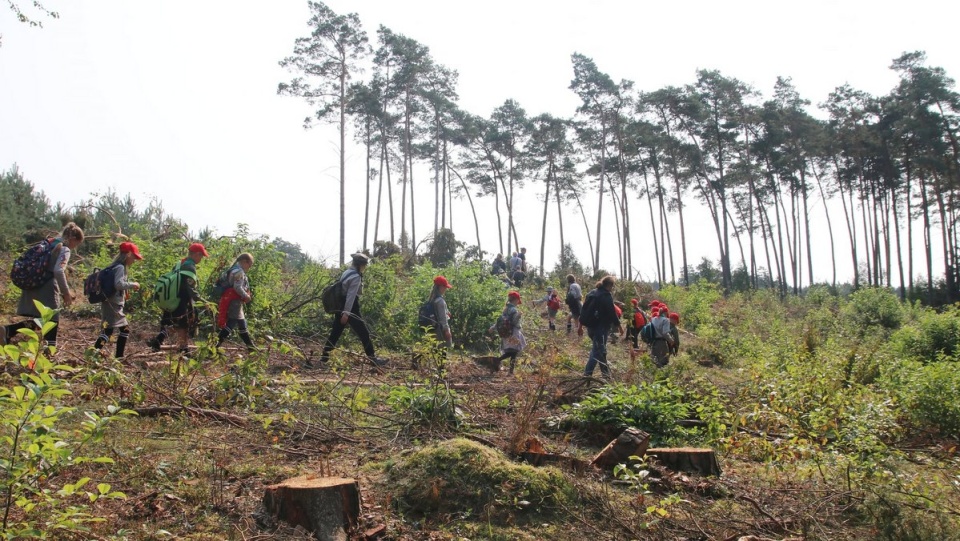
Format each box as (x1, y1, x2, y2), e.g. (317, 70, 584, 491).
(645, 447, 722, 476)
(262, 475, 361, 541)
(590, 427, 651, 471)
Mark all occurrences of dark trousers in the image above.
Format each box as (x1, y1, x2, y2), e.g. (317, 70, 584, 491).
(322, 299, 375, 358)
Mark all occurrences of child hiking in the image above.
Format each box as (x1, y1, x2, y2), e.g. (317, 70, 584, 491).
(564, 274, 583, 336)
(533, 286, 562, 331)
(92, 242, 142, 358)
(314, 253, 387, 369)
(215, 252, 256, 351)
(2, 222, 85, 354)
(147, 242, 208, 352)
(488, 291, 526, 374)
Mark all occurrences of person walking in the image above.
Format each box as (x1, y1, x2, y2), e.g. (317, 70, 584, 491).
(426, 275, 453, 349)
(650, 305, 676, 368)
(2, 222, 85, 353)
(316, 253, 386, 368)
(147, 242, 208, 352)
(581, 276, 618, 379)
(491, 254, 507, 276)
(533, 286, 562, 331)
(489, 291, 526, 374)
(564, 274, 583, 335)
(509, 252, 525, 287)
(215, 252, 256, 351)
(92, 242, 142, 358)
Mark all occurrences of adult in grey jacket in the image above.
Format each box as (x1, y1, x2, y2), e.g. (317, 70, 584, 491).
(318, 253, 386, 367)
(583, 275, 618, 379)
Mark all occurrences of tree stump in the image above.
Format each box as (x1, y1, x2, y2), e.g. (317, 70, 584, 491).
(590, 427, 650, 470)
(262, 475, 361, 541)
(645, 447, 722, 476)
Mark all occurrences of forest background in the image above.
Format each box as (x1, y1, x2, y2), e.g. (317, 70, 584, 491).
(3, 1, 960, 299)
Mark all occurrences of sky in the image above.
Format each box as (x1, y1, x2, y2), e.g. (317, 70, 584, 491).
(2, 0, 959, 282)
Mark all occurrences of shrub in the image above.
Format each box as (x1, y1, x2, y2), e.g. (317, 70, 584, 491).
(564, 383, 689, 442)
(888, 306, 960, 364)
(844, 287, 903, 335)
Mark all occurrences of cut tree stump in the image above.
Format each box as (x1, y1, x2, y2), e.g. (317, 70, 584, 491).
(645, 447, 722, 476)
(262, 475, 361, 541)
(590, 427, 650, 471)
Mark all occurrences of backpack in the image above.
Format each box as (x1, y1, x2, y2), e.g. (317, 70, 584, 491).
(495, 311, 514, 338)
(578, 290, 600, 327)
(565, 286, 579, 305)
(633, 309, 647, 329)
(10, 237, 61, 290)
(417, 298, 438, 328)
(153, 262, 198, 312)
(546, 294, 561, 311)
(640, 321, 657, 344)
(83, 265, 120, 304)
(321, 269, 357, 314)
(212, 264, 239, 297)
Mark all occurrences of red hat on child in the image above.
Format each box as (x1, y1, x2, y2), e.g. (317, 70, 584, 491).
(434, 275, 453, 289)
(508, 291, 522, 304)
(631, 298, 639, 305)
(188, 242, 209, 257)
(651, 308, 660, 317)
(669, 312, 680, 323)
(119, 242, 143, 260)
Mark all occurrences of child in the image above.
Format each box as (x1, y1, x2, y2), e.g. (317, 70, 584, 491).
(489, 291, 526, 374)
(2, 222, 85, 354)
(216, 252, 255, 351)
(533, 286, 562, 331)
(147, 243, 208, 352)
(564, 274, 583, 335)
(668, 312, 681, 355)
(93, 242, 142, 358)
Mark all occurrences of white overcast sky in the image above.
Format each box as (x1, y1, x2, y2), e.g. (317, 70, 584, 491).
(1, 0, 958, 282)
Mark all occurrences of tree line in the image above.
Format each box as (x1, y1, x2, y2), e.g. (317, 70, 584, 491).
(244, 4, 960, 302)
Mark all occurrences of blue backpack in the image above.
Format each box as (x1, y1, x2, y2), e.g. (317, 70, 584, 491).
(83, 265, 120, 304)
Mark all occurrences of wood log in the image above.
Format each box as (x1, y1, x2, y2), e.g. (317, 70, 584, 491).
(262, 475, 361, 541)
(645, 447, 722, 477)
(590, 428, 650, 470)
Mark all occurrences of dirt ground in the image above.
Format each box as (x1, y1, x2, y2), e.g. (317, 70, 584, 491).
(3, 313, 884, 540)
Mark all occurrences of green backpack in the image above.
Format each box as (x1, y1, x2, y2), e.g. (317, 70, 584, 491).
(154, 262, 198, 312)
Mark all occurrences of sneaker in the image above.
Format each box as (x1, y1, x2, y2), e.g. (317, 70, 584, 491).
(146, 338, 162, 352)
(368, 356, 389, 368)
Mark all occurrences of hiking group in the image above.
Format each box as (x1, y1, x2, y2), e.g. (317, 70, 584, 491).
(3, 230, 679, 379)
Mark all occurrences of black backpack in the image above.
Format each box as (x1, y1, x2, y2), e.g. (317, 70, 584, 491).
(578, 290, 600, 327)
(418, 299, 438, 328)
(640, 321, 657, 344)
(321, 269, 358, 314)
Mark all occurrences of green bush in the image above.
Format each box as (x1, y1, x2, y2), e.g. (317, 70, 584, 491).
(564, 382, 689, 441)
(895, 361, 960, 436)
(844, 287, 903, 335)
(888, 306, 960, 364)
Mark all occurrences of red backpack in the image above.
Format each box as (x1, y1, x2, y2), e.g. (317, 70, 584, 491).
(546, 293, 561, 311)
(633, 308, 647, 329)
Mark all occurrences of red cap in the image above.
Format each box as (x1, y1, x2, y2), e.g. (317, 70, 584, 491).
(434, 275, 453, 289)
(669, 312, 680, 323)
(508, 291, 522, 304)
(188, 242, 209, 257)
(659, 305, 668, 313)
(119, 242, 143, 260)
(630, 298, 639, 305)
(651, 309, 660, 317)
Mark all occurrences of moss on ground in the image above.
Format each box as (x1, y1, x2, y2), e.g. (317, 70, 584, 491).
(383, 438, 573, 519)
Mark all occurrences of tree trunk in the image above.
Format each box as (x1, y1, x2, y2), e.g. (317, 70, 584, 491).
(641, 167, 663, 284)
(262, 476, 361, 541)
(645, 448, 722, 477)
(573, 189, 596, 274)
(555, 177, 565, 268)
(540, 162, 552, 277)
(801, 170, 814, 287)
(812, 164, 837, 289)
(590, 428, 650, 471)
(450, 167, 482, 252)
(594, 122, 608, 272)
(339, 70, 347, 265)
(363, 121, 372, 252)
